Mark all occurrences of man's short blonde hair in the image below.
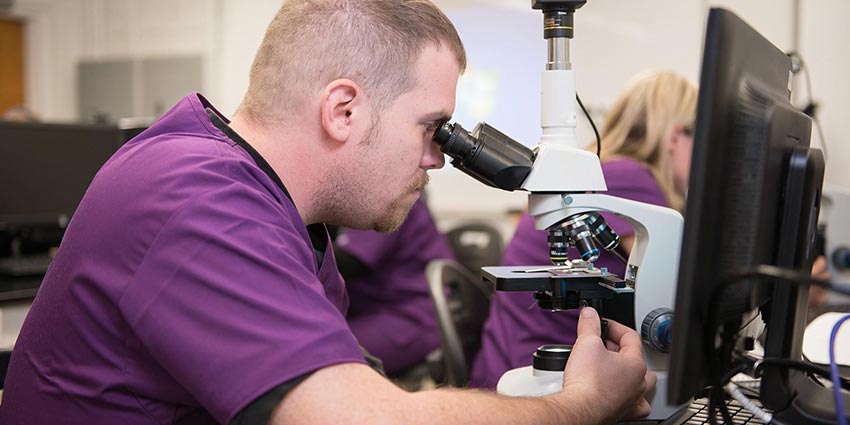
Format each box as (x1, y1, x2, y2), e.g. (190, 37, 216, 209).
(239, 0, 466, 124)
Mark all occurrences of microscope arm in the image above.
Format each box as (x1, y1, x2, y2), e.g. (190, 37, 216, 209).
(528, 192, 683, 368)
(529, 192, 684, 419)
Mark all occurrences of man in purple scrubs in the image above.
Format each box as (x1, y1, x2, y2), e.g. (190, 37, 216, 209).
(0, 1, 655, 424)
(335, 198, 453, 375)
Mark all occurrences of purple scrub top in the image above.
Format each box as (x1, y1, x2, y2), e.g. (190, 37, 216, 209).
(335, 198, 454, 374)
(0, 94, 366, 424)
(469, 158, 669, 389)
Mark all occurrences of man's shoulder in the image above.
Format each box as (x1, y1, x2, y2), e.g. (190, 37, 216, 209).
(111, 129, 263, 191)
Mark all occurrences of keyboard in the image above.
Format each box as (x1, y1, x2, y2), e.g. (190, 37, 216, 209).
(662, 396, 768, 425)
(0, 255, 53, 277)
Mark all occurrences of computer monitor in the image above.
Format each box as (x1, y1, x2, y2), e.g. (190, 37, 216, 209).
(668, 8, 839, 422)
(0, 121, 119, 241)
(117, 116, 154, 145)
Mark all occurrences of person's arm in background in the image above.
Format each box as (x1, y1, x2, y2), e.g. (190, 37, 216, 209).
(271, 307, 655, 425)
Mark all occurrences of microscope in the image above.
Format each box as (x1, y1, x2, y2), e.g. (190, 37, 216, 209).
(432, 1, 683, 419)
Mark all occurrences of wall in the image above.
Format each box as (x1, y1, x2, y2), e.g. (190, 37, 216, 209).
(9, 0, 218, 122)
(799, 0, 850, 188)
(9, 0, 850, 209)
(427, 0, 706, 235)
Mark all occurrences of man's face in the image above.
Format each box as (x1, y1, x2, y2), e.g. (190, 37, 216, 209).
(341, 44, 460, 232)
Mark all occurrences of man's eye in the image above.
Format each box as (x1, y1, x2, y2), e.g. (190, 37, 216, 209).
(425, 122, 439, 132)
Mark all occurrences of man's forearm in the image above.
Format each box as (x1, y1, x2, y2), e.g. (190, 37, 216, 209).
(407, 386, 600, 425)
(270, 363, 603, 425)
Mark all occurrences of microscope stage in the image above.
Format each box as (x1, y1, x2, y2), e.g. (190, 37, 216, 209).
(481, 265, 631, 293)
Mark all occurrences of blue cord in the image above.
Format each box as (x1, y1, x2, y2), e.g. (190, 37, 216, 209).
(830, 313, 850, 425)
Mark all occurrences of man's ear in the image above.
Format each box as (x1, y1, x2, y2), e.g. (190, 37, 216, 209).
(321, 79, 366, 143)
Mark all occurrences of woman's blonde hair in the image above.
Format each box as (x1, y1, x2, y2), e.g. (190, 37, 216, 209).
(595, 71, 697, 211)
(239, 0, 466, 125)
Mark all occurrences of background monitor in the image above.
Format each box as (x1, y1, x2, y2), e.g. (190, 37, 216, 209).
(668, 7, 838, 422)
(0, 121, 119, 230)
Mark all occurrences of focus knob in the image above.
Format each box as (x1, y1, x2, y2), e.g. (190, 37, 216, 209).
(641, 308, 673, 353)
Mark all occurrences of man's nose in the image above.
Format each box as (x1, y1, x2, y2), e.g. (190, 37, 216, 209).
(423, 141, 446, 170)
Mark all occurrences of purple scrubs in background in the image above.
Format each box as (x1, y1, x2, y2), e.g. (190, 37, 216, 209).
(335, 199, 455, 374)
(0, 94, 366, 424)
(469, 158, 669, 389)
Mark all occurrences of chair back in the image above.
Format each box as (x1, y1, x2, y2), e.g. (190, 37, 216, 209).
(0, 349, 11, 390)
(426, 259, 494, 386)
(446, 223, 504, 276)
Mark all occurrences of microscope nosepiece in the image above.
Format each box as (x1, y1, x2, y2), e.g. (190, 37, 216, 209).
(573, 233, 599, 263)
(586, 212, 620, 251)
(548, 228, 570, 265)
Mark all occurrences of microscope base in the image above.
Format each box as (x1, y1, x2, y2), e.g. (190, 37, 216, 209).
(497, 366, 683, 421)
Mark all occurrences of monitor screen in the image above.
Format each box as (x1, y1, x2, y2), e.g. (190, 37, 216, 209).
(668, 7, 828, 418)
(0, 121, 120, 227)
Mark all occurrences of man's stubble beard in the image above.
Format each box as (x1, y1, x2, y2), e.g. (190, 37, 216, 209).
(372, 172, 429, 233)
(317, 122, 429, 233)
(319, 168, 427, 233)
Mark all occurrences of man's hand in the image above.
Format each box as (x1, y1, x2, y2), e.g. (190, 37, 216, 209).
(809, 256, 830, 311)
(558, 307, 656, 424)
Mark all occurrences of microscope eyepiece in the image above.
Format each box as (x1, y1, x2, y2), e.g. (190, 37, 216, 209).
(432, 120, 453, 145)
(432, 121, 477, 161)
(431, 121, 535, 192)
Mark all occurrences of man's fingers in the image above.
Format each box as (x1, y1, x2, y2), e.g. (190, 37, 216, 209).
(623, 370, 658, 419)
(623, 398, 652, 419)
(644, 369, 658, 396)
(812, 256, 830, 279)
(576, 307, 601, 339)
(603, 318, 631, 342)
(603, 318, 643, 354)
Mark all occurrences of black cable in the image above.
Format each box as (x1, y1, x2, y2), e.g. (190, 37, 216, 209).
(717, 362, 747, 424)
(737, 310, 762, 332)
(576, 94, 601, 158)
(813, 116, 829, 161)
(701, 265, 850, 423)
(710, 335, 744, 424)
(801, 63, 829, 161)
(706, 265, 850, 370)
(729, 265, 850, 297)
(788, 52, 829, 161)
(755, 357, 850, 391)
(705, 295, 738, 425)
